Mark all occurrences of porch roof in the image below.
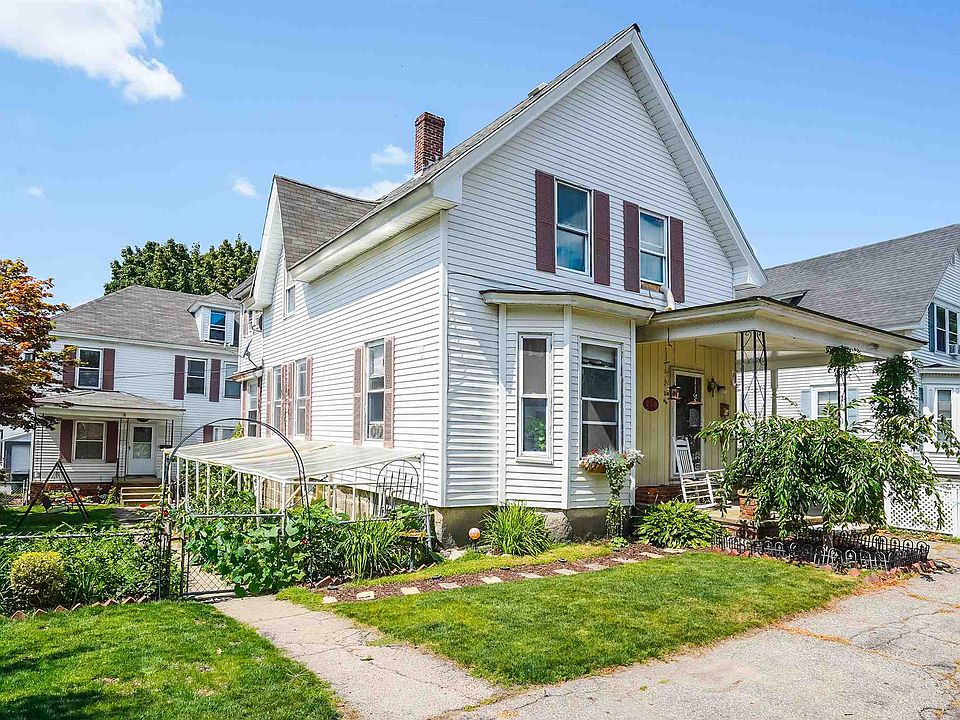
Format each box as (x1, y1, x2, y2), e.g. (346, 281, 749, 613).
(170, 436, 423, 483)
(638, 297, 921, 367)
(35, 390, 185, 420)
(480, 290, 656, 322)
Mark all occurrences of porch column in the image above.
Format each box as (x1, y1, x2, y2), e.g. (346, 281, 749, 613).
(770, 367, 778, 416)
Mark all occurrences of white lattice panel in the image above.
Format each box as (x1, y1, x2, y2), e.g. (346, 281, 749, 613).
(886, 482, 960, 537)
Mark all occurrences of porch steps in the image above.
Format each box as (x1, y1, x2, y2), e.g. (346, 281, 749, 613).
(120, 486, 162, 507)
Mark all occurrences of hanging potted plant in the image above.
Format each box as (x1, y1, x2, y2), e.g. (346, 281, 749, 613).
(579, 448, 644, 538)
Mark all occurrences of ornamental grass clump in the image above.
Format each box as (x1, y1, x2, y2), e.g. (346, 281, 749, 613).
(635, 501, 719, 549)
(482, 503, 552, 556)
(338, 519, 404, 579)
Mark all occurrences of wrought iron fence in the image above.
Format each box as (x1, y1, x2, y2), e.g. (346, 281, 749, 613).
(713, 528, 930, 571)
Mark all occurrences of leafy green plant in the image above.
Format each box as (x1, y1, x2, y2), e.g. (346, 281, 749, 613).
(9, 551, 67, 608)
(482, 503, 552, 556)
(523, 416, 547, 452)
(609, 536, 629, 551)
(635, 501, 718, 549)
(338, 519, 404, 579)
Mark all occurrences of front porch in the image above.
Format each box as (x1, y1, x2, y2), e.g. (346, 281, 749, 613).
(633, 297, 920, 492)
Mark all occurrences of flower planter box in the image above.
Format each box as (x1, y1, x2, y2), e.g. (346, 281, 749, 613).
(581, 462, 607, 475)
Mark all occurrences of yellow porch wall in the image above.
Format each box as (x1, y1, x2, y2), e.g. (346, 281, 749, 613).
(635, 340, 734, 486)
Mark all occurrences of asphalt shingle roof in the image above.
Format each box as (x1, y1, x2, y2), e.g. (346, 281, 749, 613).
(55, 285, 238, 349)
(274, 177, 377, 268)
(36, 389, 183, 412)
(737, 224, 960, 330)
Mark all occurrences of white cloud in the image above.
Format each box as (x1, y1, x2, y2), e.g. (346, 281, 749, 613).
(325, 178, 407, 201)
(371, 144, 412, 168)
(26, 185, 44, 198)
(0, 0, 183, 102)
(231, 176, 258, 198)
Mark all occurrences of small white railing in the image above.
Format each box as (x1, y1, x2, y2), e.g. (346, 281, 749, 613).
(885, 482, 960, 538)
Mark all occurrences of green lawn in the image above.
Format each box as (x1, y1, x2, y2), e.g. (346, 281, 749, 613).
(0, 602, 339, 720)
(0, 504, 120, 533)
(334, 542, 612, 589)
(319, 552, 856, 685)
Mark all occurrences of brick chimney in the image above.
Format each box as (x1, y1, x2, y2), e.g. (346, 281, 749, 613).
(414, 112, 445, 174)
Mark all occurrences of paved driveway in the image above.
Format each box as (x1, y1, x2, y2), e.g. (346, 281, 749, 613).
(448, 541, 960, 720)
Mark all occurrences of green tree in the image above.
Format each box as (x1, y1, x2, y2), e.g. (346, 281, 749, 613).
(104, 236, 257, 296)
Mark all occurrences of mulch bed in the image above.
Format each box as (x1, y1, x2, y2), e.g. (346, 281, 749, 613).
(304, 542, 678, 603)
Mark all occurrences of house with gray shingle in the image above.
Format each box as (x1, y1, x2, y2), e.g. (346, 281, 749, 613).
(739, 224, 960, 481)
(22, 285, 241, 499)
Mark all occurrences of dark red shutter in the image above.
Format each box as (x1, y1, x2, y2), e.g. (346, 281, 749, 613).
(623, 201, 640, 292)
(534, 170, 556, 273)
(593, 191, 610, 285)
(101, 348, 116, 391)
(173, 355, 186, 400)
(304, 357, 313, 441)
(202, 426, 213, 443)
(59, 419, 74, 462)
(669, 217, 685, 304)
(209, 359, 221, 403)
(383, 338, 395, 449)
(105, 421, 119, 463)
(264, 368, 272, 435)
(63, 346, 77, 388)
(352, 347, 363, 445)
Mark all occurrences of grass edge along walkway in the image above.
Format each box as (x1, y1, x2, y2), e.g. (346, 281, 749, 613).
(0, 601, 340, 720)
(312, 552, 857, 686)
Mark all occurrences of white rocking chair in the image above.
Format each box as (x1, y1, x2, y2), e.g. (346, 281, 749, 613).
(674, 438, 723, 509)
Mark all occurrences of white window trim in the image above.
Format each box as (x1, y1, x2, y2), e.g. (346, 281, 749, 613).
(516, 333, 553, 463)
(185, 358, 207, 395)
(364, 340, 386, 444)
(294, 359, 308, 436)
(73, 420, 106, 463)
(811, 385, 840, 419)
(639, 209, 669, 286)
(75, 347, 103, 390)
(554, 179, 592, 277)
(284, 279, 297, 317)
(579, 339, 622, 458)
(223, 361, 241, 400)
(933, 303, 959, 355)
(208, 309, 227, 343)
(272, 367, 282, 429)
(246, 379, 259, 435)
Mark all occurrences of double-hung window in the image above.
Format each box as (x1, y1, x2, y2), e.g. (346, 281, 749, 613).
(272, 367, 282, 427)
(640, 211, 667, 285)
(294, 359, 308, 436)
(209, 310, 227, 342)
(246, 379, 258, 435)
(518, 335, 550, 457)
(74, 421, 105, 461)
(285, 285, 296, 315)
(76, 348, 102, 389)
(814, 388, 840, 419)
(223, 362, 241, 399)
(580, 343, 620, 455)
(936, 388, 954, 441)
(555, 181, 590, 273)
(186, 359, 206, 395)
(934, 304, 959, 354)
(366, 341, 385, 440)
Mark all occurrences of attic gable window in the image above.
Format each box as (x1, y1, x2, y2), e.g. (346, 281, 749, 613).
(934, 304, 959, 354)
(209, 310, 227, 342)
(555, 181, 590, 274)
(639, 212, 667, 285)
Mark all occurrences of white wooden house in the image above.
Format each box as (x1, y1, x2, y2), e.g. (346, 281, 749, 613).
(27, 286, 242, 498)
(230, 25, 918, 541)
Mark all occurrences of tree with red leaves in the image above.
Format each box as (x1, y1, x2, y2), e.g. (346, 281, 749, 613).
(0, 259, 68, 429)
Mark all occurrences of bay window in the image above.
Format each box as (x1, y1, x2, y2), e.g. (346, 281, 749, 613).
(555, 181, 590, 273)
(639, 211, 666, 285)
(518, 335, 550, 457)
(366, 341, 385, 440)
(76, 348, 102, 389)
(580, 343, 620, 455)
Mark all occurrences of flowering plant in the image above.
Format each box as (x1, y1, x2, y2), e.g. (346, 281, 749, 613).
(578, 447, 644, 539)
(578, 447, 644, 473)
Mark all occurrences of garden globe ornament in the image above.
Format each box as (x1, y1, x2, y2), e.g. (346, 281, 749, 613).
(468, 527, 481, 541)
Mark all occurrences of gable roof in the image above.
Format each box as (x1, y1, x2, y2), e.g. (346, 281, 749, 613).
(55, 285, 239, 350)
(274, 177, 376, 268)
(250, 24, 765, 305)
(737, 224, 960, 330)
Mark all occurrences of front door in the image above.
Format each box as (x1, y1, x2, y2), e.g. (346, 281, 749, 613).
(128, 425, 155, 476)
(673, 372, 703, 472)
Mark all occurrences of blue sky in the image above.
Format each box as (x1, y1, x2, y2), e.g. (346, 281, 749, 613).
(1, 1, 958, 306)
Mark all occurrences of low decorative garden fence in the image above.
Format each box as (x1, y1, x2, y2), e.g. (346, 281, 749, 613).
(713, 529, 930, 572)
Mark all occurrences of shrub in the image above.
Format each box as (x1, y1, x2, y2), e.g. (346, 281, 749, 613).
(482, 503, 552, 556)
(636, 501, 718, 549)
(9, 551, 67, 607)
(338, 519, 403, 579)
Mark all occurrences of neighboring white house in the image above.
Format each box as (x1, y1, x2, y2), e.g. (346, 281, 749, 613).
(229, 25, 918, 541)
(26, 285, 242, 497)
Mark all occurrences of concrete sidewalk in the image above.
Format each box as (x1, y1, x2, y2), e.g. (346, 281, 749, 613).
(448, 541, 960, 720)
(216, 595, 498, 720)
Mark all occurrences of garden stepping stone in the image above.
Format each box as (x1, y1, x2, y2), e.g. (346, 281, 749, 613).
(583, 563, 608, 571)
(322, 596, 338, 605)
(610, 557, 638, 564)
(553, 568, 578, 576)
(661, 548, 686, 554)
(640, 552, 664, 559)
(399, 587, 420, 595)
(356, 591, 376, 601)
(481, 576, 503, 584)
(438, 582, 461, 590)
(517, 572, 543, 579)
